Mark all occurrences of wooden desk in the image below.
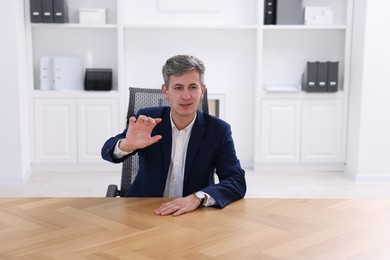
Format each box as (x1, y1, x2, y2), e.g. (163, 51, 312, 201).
(1, 198, 390, 259)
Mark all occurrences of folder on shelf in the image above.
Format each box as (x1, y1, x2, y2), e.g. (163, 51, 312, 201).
(30, 0, 42, 23)
(276, 0, 304, 25)
(264, 0, 277, 25)
(41, 0, 54, 23)
(302, 61, 317, 92)
(327, 61, 339, 92)
(53, 0, 68, 23)
(317, 61, 328, 92)
(53, 57, 84, 91)
(40, 57, 54, 90)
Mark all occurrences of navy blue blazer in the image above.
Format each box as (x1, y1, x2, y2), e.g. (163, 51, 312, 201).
(101, 107, 246, 208)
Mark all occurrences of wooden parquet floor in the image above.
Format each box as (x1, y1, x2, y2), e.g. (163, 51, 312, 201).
(1, 198, 390, 259)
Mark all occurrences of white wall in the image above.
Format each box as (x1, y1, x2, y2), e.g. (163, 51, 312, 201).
(2, 0, 390, 182)
(0, 0, 31, 182)
(346, 0, 390, 182)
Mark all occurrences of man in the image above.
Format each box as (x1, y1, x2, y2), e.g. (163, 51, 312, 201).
(101, 54, 246, 216)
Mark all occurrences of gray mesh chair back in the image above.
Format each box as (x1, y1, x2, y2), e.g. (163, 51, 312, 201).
(118, 87, 209, 197)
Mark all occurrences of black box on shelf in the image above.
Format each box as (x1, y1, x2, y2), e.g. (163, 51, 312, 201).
(84, 68, 112, 91)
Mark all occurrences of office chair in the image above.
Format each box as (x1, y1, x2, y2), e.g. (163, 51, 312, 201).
(106, 87, 209, 197)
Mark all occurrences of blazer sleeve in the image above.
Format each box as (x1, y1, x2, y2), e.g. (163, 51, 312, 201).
(101, 127, 134, 163)
(201, 124, 246, 208)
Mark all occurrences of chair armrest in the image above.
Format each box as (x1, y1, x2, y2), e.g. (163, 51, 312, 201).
(106, 184, 119, 197)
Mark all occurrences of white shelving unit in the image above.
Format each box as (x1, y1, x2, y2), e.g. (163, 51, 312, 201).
(254, 0, 354, 171)
(24, 0, 354, 172)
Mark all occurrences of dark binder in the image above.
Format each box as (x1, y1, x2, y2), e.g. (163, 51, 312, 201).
(264, 0, 277, 25)
(41, 0, 54, 23)
(53, 0, 68, 23)
(30, 0, 42, 23)
(327, 61, 339, 92)
(317, 62, 328, 92)
(302, 61, 317, 92)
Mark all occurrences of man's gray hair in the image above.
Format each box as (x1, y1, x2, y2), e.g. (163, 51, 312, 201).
(162, 54, 205, 88)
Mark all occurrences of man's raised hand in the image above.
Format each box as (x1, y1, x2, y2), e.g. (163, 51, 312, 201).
(119, 115, 162, 152)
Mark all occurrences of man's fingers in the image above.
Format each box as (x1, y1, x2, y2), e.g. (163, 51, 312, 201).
(150, 135, 162, 143)
(128, 116, 136, 126)
(134, 115, 162, 126)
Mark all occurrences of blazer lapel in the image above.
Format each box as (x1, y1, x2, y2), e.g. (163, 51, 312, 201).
(183, 111, 206, 188)
(160, 108, 172, 181)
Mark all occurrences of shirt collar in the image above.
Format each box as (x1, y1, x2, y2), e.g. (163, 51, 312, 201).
(170, 112, 197, 132)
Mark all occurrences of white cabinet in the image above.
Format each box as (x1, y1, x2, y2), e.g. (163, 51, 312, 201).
(260, 98, 344, 164)
(77, 99, 119, 163)
(34, 99, 77, 163)
(32, 97, 118, 164)
(301, 99, 344, 163)
(260, 99, 301, 163)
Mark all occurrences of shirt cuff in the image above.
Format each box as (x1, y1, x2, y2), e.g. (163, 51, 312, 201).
(113, 139, 131, 159)
(199, 191, 216, 207)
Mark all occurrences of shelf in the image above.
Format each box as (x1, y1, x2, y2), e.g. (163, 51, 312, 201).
(263, 25, 347, 30)
(122, 24, 258, 30)
(31, 23, 117, 29)
(30, 90, 120, 98)
(260, 90, 346, 100)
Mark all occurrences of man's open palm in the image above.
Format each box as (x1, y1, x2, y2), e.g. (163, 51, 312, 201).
(120, 115, 162, 152)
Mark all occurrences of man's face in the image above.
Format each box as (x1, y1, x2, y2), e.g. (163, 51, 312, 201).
(162, 70, 205, 122)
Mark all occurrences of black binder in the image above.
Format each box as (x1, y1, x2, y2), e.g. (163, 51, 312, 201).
(264, 0, 277, 25)
(317, 62, 328, 92)
(41, 0, 54, 23)
(30, 0, 42, 23)
(327, 61, 339, 92)
(302, 61, 317, 92)
(53, 0, 68, 23)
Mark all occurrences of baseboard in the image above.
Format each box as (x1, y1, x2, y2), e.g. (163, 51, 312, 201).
(31, 163, 121, 173)
(0, 168, 32, 184)
(253, 163, 345, 172)
(353, 175, 390, 183)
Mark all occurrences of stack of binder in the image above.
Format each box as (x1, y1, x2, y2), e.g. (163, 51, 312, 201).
(302, 61, 339, 93)
(30, 0, 68, 23)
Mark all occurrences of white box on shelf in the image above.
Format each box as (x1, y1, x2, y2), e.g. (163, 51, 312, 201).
(304, 6, 333, 25)
(53, 56, 84, 91)
(79, 8, 107, 24)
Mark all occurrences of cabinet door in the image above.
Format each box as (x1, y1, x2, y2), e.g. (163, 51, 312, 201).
(77, 99, 119, 163)
(260, 100, 301, 163)
(301, 99, 344, 163)
(34, 99, 77, 163)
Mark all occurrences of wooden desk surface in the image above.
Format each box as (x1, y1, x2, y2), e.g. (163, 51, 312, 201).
(1, 198, 390, 259)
